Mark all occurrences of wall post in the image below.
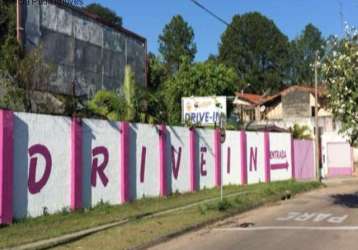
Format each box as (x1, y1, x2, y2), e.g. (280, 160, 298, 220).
(264, 132, 271, 183)
(120, 122, 129, 203)
(214, 128, 222, 187)
(240, 130, 247, 185)
(291, 135, 296, 180)
(159, 124, 167, 196)
(189, 128, 197, 192)
(70, 117, 82, 210)
(0, 110, 14, 224)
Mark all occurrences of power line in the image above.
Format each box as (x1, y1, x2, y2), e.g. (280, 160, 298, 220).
(189, 0, 231, 27)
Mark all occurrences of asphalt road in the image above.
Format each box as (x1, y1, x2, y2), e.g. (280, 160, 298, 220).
(150, 177, 358, 250)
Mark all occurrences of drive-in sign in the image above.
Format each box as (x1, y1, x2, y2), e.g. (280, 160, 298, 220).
(182, 96, 227, 125)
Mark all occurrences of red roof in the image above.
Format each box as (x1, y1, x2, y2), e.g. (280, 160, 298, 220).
(260, 85, 327, 105)
(235, 93, 267, 105)
(235, 85, 327, 106)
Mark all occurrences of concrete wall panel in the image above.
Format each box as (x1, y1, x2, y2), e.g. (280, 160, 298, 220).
(221, 131, 242, 185)
(246, 132, 265, 184)
(129, 124, 160, 199)
(82, 119, 121, 208)
(196, 129, 216, 189)
(166, 126, 191, 193)
(269, 133, 293, 181)
(13, 113, 71, 218)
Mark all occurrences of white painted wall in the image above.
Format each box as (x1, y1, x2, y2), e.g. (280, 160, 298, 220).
(321, 132, 352, 177)
(8, 111, 301, 220)
(221, 131, 242, 185)
(13, 112, 71, 218)
(196, 129, 216, 189)
(269, 133, 293, 181)
(246, 132, 265, 184)
(82, 119, 121, 208)
(129, 123, 160, 199)
(166, 126, 191, 193)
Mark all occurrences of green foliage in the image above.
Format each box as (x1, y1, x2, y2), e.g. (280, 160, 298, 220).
(0, 0, 16, 43)
(163, 57, 239, 125)
(84, 3, 122, 26)
(0, 0, 20, 74)
(17, 46, 55, 112)
(87, 90, 125, 121)
(289, 24, 326, 84)
(290, 124, 312, 140)
(147, 53, 167, 90)
(217, 198, 233, 211)
(218, 12, 290, 94)
(159, 15, 197, 73)
(321, 27, 358, 146)
(0, 70, 25, 111)
(123, 65, 136, 121)
(87, 65, 162, 123)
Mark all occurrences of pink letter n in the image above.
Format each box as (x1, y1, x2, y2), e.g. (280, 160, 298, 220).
(0, 110, 14, 224)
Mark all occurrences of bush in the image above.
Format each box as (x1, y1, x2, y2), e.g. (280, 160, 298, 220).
(217, 198, 233, 211)
(87, 90, 125, 121)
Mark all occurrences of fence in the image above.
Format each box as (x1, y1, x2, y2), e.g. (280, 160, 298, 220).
(293, 140, 315, 180)
(0, 110, 295, 224)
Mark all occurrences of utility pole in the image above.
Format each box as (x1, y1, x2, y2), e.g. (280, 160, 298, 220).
(16, 0, 23, 48)
(314, 51, 321, 182)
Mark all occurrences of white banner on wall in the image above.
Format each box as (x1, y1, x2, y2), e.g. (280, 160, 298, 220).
(182, 96, 227, 125)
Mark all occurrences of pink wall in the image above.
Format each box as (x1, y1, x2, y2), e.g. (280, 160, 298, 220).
(0, 110, 14, 224)
(293, 140, 315, 180)
(0, 110, 299, 224)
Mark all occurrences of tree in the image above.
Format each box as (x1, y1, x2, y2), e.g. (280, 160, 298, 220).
(163, 57, 239, 124)
(17, 46, 55, 112)
(289, 24, 326, 84)
(218, 12, 290, 94)
(123, 65, 136, 121)
(321, 27, 358, 145)
(87, 65, 161, 123)
(159, 15, 197, 73)
(84, 3, 122, 26)
(147, 52, 167, 90)
(87, 90, 125, 121)
(290, 124, 312, 140)
(0, 0, 16, 43)
(0, 0, 20, 74)
(0, 70, 24, 111)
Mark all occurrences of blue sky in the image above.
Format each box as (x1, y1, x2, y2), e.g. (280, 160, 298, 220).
(83, 0, 358, 61)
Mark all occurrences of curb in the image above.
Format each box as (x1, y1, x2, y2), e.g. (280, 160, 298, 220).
(8, 220, 129, 250)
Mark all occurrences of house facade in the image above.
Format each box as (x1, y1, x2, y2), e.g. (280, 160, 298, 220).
(233, 85, 356, 178)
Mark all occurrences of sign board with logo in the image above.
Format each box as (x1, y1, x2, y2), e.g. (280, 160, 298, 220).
(181, 96, 227, 126)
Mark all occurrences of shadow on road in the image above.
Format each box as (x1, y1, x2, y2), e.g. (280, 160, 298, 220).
(331, 192, 358, 208)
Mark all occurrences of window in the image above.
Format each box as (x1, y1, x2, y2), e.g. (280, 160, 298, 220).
(311, 106, 315, 117)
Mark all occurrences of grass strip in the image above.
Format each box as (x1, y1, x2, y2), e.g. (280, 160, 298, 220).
(0, 180, 321, 249)
(53, 180, 321, 250)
